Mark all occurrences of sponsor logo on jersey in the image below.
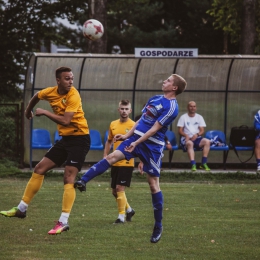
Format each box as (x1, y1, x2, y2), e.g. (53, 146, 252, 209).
(155, 104, 163, 110)
(144, 105, 158, 121)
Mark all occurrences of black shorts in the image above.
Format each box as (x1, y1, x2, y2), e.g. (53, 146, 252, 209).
(110, 166, 134, 189)
(45, 135, 90, 171)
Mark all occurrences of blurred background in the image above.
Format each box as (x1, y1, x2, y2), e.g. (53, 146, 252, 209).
(0, 0, 259, 168)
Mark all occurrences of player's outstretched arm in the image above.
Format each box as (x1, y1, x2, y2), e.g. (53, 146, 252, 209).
(125, 121, 163, 153)
(114, 120, 139, 142)
(25, 92, 40, 119)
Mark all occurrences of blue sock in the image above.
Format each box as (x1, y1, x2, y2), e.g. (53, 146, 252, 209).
(202, 157, 207, 164)
(257, 159, 260, 166)
(190, 160, 196, 166)
(81, 159, 110, 183)
(152, 191, 163, 228)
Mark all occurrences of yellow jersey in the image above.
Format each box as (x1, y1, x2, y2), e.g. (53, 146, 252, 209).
(38, 86, 89, 136)
(108, 118, 135, 167)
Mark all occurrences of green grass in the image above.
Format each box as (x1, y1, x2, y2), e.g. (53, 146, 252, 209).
(0, 177, 260, 260)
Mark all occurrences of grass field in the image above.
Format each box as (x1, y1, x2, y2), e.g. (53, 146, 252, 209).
(0, 175, 260, 260)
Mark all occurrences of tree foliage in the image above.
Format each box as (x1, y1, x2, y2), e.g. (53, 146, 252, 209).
(0, 0, 239, 102)
(207, 0, 260, 53)
(0, 0, 88, 102)
(106, 0, 224, 54)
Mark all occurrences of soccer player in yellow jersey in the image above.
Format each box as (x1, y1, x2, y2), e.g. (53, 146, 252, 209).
(104, 100, 136, 224)
(0, 67, 90, 235)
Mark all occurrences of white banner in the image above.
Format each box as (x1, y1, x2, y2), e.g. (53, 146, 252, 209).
(135, 48, 198, 58)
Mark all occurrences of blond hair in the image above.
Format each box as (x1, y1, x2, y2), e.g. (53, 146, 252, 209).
(172, 74, 187, 95)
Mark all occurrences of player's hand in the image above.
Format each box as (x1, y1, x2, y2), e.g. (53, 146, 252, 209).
(35, 108, 46, 117)
(124, 142, 136, 152)
(185, 135, 190, 142)
(166, 143, 172, 150)
(114, 134, 125, 142)
(138, 161, 144, 175)
(25, 110, 33, 120)
(190, 134, 197, 141)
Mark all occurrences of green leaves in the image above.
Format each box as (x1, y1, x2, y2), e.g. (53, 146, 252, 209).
(0, 0, 88, 102)
(207, 0, 260, 49)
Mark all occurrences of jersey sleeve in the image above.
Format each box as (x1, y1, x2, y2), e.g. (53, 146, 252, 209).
(158, 100, 178, 126)
(198, 115, 206, 127)
(108, 123, 113, 141)
(177, 115, 184, 127)
(37, 87, 52, 100)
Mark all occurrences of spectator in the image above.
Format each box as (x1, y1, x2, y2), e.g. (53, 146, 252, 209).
(177, 101, 211, 171)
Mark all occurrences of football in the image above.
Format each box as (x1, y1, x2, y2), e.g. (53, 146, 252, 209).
(82, 19, 104, 41)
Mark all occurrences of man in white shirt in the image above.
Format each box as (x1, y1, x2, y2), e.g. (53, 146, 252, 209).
(177, 101, 211, 171)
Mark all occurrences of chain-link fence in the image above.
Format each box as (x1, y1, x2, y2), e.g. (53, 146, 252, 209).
(0, 103, 23, 163)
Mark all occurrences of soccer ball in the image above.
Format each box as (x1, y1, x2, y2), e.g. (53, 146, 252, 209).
(83, 19, 104, 41)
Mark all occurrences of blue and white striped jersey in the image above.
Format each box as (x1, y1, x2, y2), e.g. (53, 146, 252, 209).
(134, 95, 179, 145)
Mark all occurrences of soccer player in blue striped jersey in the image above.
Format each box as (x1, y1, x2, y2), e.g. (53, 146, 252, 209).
(75, 74, 187, 243)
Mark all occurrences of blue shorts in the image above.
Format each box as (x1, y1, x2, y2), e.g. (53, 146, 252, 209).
(180, 136, 203, 151)
(256, 132, 260, 140)
(116, 134, 164, 177)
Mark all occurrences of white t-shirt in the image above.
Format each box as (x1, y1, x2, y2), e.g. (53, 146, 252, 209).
(177, 113, 206, 138)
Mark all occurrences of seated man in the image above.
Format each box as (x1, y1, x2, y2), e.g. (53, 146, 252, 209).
(177, 101, 211, 171)
(254, 110, 260, 172)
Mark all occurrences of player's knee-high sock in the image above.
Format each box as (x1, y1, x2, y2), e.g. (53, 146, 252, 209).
(202, 156, 207, 164)
(62, 184, 76, 213)
(190, 160, 196, 166)
(21, 173, 44, 205)
(152, 191, 163, 228)
(81, 159, 110, 183)
(117, 191, 127, 221)
(125, 201, 132, 212)
(256, 158, 260, 166)
(59, 184, 75, 224)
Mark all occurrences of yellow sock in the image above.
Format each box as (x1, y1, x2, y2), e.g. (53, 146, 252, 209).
(125, 201, 130, 211)
(117, 191, 127, 215)
(62, 184, 76, 213)
(22, 173, 44, 204)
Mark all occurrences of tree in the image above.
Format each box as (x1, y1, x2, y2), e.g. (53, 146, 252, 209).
(86, 0, 107, 53)
(240, 0, 256, 54)
(207, 0, 260, 54)
(0, 0, 88, 102)
(0, 0, 232, 102)
(106, 0, 178, 54)
(105, 0, 224, 54)
(158, 0, 225, 54)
